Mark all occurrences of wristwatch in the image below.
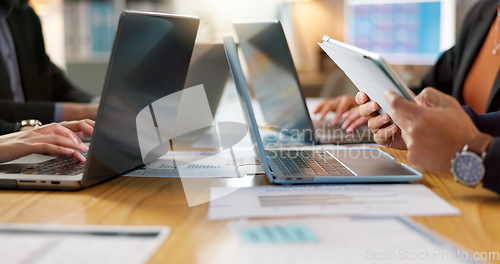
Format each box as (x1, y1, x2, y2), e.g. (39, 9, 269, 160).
(14, 119, 42, 131)
(451, 133, 493, 187)
(21, 119, 42, 127)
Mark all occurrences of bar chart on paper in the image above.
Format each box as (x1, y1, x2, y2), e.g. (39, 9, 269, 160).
(123, 151, 236, 178)
(208, 184, 460, 220)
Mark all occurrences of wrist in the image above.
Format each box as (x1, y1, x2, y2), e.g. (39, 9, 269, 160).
(15, 119, 42, 132)
(451, 132, 493, 187)
(466, 132, 494, 157)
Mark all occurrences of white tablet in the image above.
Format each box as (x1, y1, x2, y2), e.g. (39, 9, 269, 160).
(318, 35, 416, 124)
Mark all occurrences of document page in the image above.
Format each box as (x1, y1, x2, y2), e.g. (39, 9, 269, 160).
(0, 224, 170, 264)
(208, 184, 459, 220)
(226, 217, 475, 264)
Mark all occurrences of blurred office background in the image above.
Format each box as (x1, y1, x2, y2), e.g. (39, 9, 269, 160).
(31, 0, 480, 97)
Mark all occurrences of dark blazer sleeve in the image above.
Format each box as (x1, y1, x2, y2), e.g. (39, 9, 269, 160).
(0, 119, 18, 135)
(464, 106, 500, 193)
(0, 100, 55, 124)
(0, 5, 93, 123)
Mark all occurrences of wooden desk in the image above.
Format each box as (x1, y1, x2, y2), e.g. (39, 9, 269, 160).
(0, 148, 499, 263)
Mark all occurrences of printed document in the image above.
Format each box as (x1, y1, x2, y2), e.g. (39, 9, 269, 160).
(0, 224, 169, 264)
(208, 184, 459, 220)
(226, 217, 474, 264)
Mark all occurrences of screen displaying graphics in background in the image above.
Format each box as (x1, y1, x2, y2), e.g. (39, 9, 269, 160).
(344, 0, 455, 65)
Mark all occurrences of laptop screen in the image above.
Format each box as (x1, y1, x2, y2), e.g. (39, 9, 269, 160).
(223, 36, 275, 183)
(234, 21, 315, 143)
(82, 12, 199, 187)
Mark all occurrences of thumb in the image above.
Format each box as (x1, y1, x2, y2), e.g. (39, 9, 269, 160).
(384, 90, 421, 130)
(415, 87, 450, 108)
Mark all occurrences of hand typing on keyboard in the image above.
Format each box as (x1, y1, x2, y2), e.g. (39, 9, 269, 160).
(0, 119, 94, 164)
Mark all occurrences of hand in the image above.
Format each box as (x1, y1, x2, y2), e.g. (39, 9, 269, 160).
(313, 95, 358, 126)
(340, 107, 368, 133)
(62, 103, 99, 121)
(59, 119, 95, 138)
(19, 119, 95, 139)
(385, 88, 480, 173)
(356, 92, 406, 149)
(0, 123, 89, 163)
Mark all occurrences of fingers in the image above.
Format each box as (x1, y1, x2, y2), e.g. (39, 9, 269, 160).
(24, 134, 88, 162)
(373, 124, 400, 146)
(332, 97, 353, 126)
(345, 116, 368, 133)
(59, 119, 95, 136)
(28, 143, 85, 162)
(384, 90, 421, 129)
(358, 101, 380, 119)
(313, 100, 328, 114)
(355, 92, 369, 105)
(36, 133, 88, 152)
(416, 87, 456, 108)
(317, 100, 339, 121)
(367, 113, 391, 134)
(341, 108, 368, 132)
(34, 123, 83, 145)
(71, 151, 87, 162)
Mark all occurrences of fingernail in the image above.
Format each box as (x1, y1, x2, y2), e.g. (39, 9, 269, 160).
(79, 143, 89, 151)
(64, 148, 74, 155)
(346, 128, 353, 133)
(341, 123, 348, 129)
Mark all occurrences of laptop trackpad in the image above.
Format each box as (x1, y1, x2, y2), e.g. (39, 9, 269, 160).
(333, 149, 418, 176)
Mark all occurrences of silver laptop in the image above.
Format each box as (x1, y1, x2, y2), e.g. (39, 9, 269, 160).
(223, 36, 421, 184)
(184, 44, 230, 116)
(0, 11, 199, 190)
(233, 21, 373, 145)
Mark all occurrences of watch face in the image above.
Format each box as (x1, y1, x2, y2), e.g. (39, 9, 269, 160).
(452, 152, 484, 186)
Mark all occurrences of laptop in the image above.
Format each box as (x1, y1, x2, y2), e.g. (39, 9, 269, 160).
(223, 36, 422, 184)
(184, 44, 230, 116)
(0, 11, 199, 190)
(233, 21, 373, 145)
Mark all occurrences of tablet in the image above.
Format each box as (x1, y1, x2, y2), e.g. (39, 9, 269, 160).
(318, 35, 415, 124)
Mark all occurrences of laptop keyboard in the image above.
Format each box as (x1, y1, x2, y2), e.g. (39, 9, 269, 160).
(6, 154, 87, 176)
(266, 150, 354, 177)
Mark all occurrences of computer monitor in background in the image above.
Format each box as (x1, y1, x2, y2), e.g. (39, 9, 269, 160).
(344, 0, 455, 65)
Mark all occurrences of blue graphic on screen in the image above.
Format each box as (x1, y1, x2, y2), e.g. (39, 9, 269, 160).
(348, 2, 441, 64)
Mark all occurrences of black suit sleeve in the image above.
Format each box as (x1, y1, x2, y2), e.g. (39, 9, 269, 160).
(0, 100, 55, 124)
(0, 119, 18, 135)
(464, 106, 500, 193)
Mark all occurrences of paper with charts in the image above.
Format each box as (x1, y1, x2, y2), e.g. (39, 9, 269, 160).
(123, 150, 240, 178)
(208, 184, 459, 220)
(0, 224, 169, 264)
(226, 217, 475, 264)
